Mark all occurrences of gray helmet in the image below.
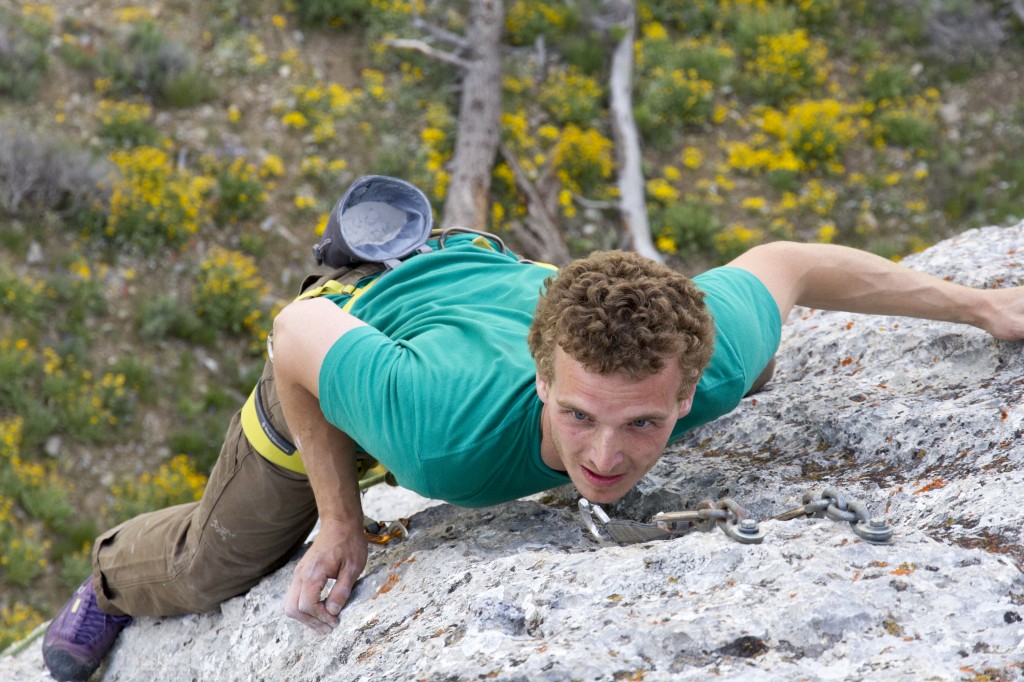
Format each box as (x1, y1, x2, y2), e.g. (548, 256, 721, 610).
(313, 175, 433, 269)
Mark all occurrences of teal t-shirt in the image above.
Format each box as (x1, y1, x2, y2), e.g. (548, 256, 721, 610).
(670, 267, 781, 441)
(318, 242, 780, 507)
(319, 235, 569, 507)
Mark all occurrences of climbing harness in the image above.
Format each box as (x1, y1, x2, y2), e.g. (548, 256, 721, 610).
(578, 485, 893, 546)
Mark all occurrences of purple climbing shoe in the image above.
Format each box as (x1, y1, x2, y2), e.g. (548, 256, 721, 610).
(42, 577, 132, 681)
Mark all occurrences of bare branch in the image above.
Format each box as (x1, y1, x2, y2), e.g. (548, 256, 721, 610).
(411, 15, 471, 52)
(383, 38, 471, 70)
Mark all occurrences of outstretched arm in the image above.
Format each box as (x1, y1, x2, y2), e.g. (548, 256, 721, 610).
(727, 241, 1024, 341)
(271, 297, 369, 633)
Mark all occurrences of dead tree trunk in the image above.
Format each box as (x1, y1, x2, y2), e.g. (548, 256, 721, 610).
(441, 0, 504, 230)
(386, 3, 504, 232)
(499, 144, 571, 265)
(389, 0, 569, 263)
(607, 0, 662, 262)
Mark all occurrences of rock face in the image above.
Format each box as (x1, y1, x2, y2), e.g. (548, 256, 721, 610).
(5, 224, 1024, 681)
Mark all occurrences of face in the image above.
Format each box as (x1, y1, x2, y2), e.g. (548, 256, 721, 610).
(536, 347, 695, 504)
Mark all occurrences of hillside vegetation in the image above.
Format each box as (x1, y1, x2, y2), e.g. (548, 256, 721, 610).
(1, 0, 1023, 648)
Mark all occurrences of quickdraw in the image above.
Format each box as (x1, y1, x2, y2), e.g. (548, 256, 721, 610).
(578, 497, 765, 546)
(363, 517, 410, 545)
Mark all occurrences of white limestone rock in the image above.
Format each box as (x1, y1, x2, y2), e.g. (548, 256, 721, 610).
(4, 223, 1024, 681)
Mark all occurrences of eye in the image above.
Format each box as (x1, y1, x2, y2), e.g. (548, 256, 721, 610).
(570, 410, 588, 421)
(631, 419, 651, 428)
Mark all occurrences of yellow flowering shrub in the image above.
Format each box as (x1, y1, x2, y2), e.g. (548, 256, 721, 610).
(715, 222, 765, 260)
(203, 154, 269, 225)
(100, 146, 211, 253)
(0, 522, 51, 586)
(0, 271, 53, 323)
(278, 81, 363, 145)
(552, 125, 615, 195)
(193, 246, 269, 338)
(742, 29, 829, 105)
(39, 349, 133, 443)
(109, 454, 208, 523)
(761, 99, 863, 170)
(0, 600, 45, 651)
(634, 32, 733, 143)
(418, 102, 455, 200)
(729, 100, 863, 177)
(505, 0, 573, 45)
(95, 99, 160, 147)
(539, 67, 604, 126)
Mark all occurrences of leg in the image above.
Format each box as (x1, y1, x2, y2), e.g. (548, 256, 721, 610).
(93, 408, 318, 617)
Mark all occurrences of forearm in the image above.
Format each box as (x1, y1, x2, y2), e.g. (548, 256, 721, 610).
(271, 298, 371, 630)
(274, 372, 363, 528)
(270, 297, 369, 527)
(729, 241, 1023, 339)
(791, 244, 990, 325)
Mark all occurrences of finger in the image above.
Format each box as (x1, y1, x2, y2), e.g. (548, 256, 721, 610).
(323, 575, 354, 617)
(284, 570, 334, 633)
(299, 575, 339, 629)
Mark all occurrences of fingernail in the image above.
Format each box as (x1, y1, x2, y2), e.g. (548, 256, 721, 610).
(327, 602, 341, 616)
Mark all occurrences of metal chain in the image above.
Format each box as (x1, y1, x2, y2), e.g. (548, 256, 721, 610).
(774, 487, 893, 544)
(578, 485, 894, 546)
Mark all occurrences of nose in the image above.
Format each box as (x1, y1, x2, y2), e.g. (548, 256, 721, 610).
(588, 427, 624, 475)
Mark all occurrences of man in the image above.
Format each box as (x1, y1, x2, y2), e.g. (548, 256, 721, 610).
(42, 219, 1024, 679)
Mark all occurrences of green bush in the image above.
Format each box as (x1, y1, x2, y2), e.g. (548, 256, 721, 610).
(293, 0, 374, 27)
(192, 246, 269, 337)
(95, 100, 162, 148)
(652, 199, 720, 258)
(0, 11, 49, 100)
(100, 21, 216, 106)
(204, 155, 269, 226)
(861, 64, 914, 103)
(108, 455, 207, 524)
(505, 0, 584, 47)
(874, 110, 938, 153)
(731, 4, 797, 56)
(539, 67, 604, 126)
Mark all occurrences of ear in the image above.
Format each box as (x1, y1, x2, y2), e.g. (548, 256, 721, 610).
(535, 373, 549, 403)
(677, 383, 697, 419)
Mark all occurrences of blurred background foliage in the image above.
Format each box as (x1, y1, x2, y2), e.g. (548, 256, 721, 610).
(1, 0, 1023, 648)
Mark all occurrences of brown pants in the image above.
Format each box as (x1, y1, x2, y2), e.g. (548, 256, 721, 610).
(93, 263, 384, 617)
(92, 366, 318, 616)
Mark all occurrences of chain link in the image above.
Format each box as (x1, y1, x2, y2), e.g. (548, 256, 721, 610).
(774, 487, 893, 544)
(578, 485, 894, 546)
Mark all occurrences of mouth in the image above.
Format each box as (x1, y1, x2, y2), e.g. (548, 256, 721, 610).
(580, 465, 626, 489)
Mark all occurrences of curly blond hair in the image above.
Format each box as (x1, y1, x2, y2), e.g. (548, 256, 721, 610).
(528, 251, 715, 398)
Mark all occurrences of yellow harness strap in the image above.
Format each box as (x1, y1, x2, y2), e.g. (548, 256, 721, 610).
(241, 274, 380, 476)
(240, 388, 303, 472)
